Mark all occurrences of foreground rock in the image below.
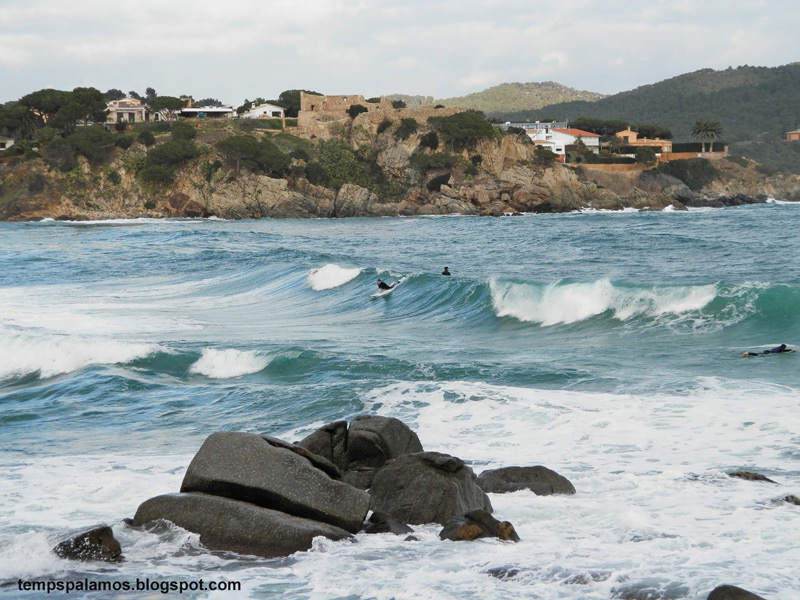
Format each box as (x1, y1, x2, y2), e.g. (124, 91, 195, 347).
(52, 525, 122, 562)
(727, 471, 777, 484)
(439, 509, 520, 542)
(362, 511, 414, 535)
(707, 584, 767, 600)
(180, 432, 369, 532)
(369, 452, 492, 525)
(297, 415, 423, 489)
(477, 466, 576, 495)
(132, 493, 351, 558)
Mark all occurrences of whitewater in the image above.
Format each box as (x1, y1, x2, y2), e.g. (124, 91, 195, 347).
(1, 205, 799, 599)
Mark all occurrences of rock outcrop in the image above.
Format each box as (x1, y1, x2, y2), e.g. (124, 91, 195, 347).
(368, 452, 492, 525)
(439, 509, 520, 542)
(477, 466, 576, 495)
(52, 525, 123, 563)
(707, 584, 768, 600)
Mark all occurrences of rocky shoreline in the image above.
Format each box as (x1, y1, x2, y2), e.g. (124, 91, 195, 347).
(48, 415, 790, 600)
(3, 120, 800, 222)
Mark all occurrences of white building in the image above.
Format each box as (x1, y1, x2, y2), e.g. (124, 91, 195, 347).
(178, 107, 235, 119)
(526, 126, 601, 155)
(240, 103, 286, 119)
(106, 98, 149, 125)
(0, 136, 15, 151)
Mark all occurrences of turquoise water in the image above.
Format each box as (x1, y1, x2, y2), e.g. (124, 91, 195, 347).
(1, 205, 799, 599)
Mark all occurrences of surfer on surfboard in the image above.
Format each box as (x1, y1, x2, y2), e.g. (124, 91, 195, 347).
(377, 279, 398, 291)
(742, 344, 795, 356)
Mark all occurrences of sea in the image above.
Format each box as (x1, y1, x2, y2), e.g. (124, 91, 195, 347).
(1, 203, 798, 600)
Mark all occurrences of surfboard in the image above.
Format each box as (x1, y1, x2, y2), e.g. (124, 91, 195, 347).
(371, 277, 406, 299)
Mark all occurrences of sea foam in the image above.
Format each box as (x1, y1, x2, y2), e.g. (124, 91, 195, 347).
(307, 264, 362, 291)
(188, 348, 269, 378)
(490, 278, 715, 326)
(0, 333, 161, 381)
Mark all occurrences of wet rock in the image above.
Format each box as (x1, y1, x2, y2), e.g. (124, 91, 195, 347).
(362, 511, 414, 535)
(707, 584, 767, 600)
(52, 525, 122, 563)
(727, 471, 777, 484)
(477, 466, 576, 495)
(486, 566, 521, 580)
(132, 493, 351, 558)
(344, 415, 423, 489)
(783, 494, 800, 506)
(369, 451, 492, 525)
(180, 432, 369, 532)
(439, 509, 520, 542)
(295, 420, 348, 471)
(611, 579, 690, 599)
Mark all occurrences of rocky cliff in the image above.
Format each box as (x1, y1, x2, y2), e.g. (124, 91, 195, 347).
(2, 117, 799, 222)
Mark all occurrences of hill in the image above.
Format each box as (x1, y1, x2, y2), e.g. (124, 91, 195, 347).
(387, 81, 605, 114)
(489, 63, 800, 173)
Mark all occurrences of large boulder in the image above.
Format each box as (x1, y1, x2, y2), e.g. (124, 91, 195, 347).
(180, 432, 369, 533)
(296, 415, 424, 489)
(52, 525, 122, 562)
(344, 415, 424, 489)
(132, 493, 351, 558)
(477, 466, 576, 496)
(707, 585, 767, 600)
(295, 420, 348, 471)
(439, 509, 520, 542)
(368, 452, 492, 525)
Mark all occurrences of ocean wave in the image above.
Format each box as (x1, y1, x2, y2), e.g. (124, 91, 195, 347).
(0, 333, 162, 381)
(188, 348, 270, 379)
(307, 264, 362, 291)
(490, 278, 716, 326)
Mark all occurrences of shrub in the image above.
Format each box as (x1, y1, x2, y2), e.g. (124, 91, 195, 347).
(106, 169, 121, 185)
(419, 131, 439, 151)
(139, 164, 174, 184)
(427, 173, 450, 192)
(434, 104, 445, 109)
(464, 164, 478, 176)
(470, 154, 483, 166)
(635, 146, 657, 166)
(427, 111, 495, 150)
(27, 173, 47, 194)
(409, 152, 458, 171)
(200, 159, 222, 182)
(391, 100, 406, 109)
(305, 160, 329, 186)
(115, 136, 134, 149)
(366, 97, 381, 103)
(724, 155, 749, 168)
(347, 104, 369, 119)
(44, 136, 78, 172)
(69, 126, 116, 164)
(394, 118, 418, 141)
(170, 120, 197, 141)
(755, 163, 780, 177)
(377, 119, 393, 134)
(137, 130, 156, 146)
(290, 148, 309, 162)
(534, 146, 558, 165)
(147, 139, 198, 168)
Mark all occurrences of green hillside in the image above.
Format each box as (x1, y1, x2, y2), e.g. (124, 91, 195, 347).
(387, 81, 605, 114)
(491, 63, 800, 173)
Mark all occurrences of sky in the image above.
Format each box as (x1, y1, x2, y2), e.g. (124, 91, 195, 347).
(1, 0, 799, 106)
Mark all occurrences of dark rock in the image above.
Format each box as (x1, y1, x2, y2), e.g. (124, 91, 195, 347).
(784, 494, 800, 505)
(439, 509, 519, 542)
(707, 584, 767, 600)
(261, 435, 341, 479)
(362, 511, 414, 535)
(486, 566, 520, 580)
(368, 451, 492, 525)
(477, 466, 576, 495)
(180, 432, 369, 532)
(344, 415, 424, 489)
(52, 525, 122, 563)
(727, 471, 777, 484)
(296, 420, 348, 471)
(132, 493, 351, 558)
(611, 579, 690, 599)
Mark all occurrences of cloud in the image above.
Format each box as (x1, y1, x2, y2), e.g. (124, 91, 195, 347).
(1, 0, 799, 103)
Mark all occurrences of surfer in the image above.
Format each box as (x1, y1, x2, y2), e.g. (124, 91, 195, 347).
(442, 267, 451, 276)
(377, 279, 397, 291)
(742, 344, 795, 356)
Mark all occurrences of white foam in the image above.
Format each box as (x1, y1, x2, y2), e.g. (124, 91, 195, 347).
(307, 264, 362, 291)
(0, 332, 161, 380)
(490, 278, 716, 326)
(188, 348, 269, 378)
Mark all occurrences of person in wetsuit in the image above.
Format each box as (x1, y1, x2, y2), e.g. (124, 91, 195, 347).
(442, 267, 451, 276)
(377, 279, 397, 290)
(742, 344, 795, 356)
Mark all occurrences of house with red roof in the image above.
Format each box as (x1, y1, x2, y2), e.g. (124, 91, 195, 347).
(526, 125, 601, 155)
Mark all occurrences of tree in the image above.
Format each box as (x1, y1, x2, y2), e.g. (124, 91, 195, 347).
(52, 87, 108, 134)
(147, 96, 186, 123)
(145, 87, 157, 101)
(104, 89, 126, 101)
(195, 98, 223, 108)
(216, 135, 260, 172)
(170, 120, 197, 141)
(427, 111, 496, 150)
(347, 104, 368, 119)
(391, 100, 406, 109)
(635, 146, 657, 166)
(19, 88, 70, 126)
(690, 120, 725, 153)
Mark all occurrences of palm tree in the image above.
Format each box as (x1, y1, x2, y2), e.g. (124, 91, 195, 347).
(690, 120, 725, 153)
